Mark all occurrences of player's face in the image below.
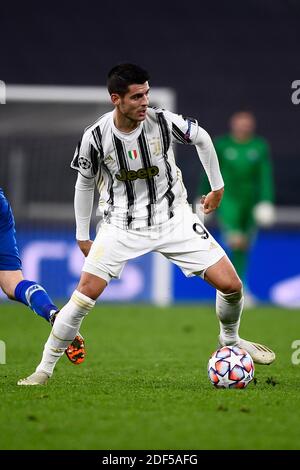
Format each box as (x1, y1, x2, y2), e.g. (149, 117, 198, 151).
(113, 82, 150, 123)
(230, 112, 256, 141)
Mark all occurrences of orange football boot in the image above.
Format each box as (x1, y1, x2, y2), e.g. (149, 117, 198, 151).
(65, 333, 85, 365)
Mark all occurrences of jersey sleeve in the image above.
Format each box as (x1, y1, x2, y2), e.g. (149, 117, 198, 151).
(196, 136, 224, 196)
(163, 109, 224, 191)
(70, 129, 100, 179)
(74, 173, 95, 240)
(163, 109, 199, 145)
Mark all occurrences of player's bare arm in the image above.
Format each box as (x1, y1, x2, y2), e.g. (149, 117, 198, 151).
(77, 239, 93, 257)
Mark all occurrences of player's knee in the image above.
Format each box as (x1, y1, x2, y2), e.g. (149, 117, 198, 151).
(0, 271, 23, 299)
(77, 283, 98, 300)
(220, 278, 243, 295)
(228, 235, 248, 250)
(77, 276, 107, 300)
(217, 288, 243, 304)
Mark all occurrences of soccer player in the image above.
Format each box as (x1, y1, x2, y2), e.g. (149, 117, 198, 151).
(0, 188, 85, 364)
(18, 64, 275, 385)
(197, 111, 275, 305)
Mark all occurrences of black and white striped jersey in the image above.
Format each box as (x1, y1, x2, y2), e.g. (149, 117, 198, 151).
(71, 107, 224, 229)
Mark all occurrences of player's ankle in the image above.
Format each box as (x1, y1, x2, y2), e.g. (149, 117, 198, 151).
(220, 333, 240, 346)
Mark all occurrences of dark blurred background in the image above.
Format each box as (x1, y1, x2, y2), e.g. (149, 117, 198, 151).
(1, 0, 300, 205)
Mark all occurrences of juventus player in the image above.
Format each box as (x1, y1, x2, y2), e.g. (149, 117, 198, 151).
(18, 64, 275, 385)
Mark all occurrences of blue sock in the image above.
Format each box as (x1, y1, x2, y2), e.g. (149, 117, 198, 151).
(14, 280, 58, 322)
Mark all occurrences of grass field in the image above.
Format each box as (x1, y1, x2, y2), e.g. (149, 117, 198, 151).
(1, 302, 300, 450)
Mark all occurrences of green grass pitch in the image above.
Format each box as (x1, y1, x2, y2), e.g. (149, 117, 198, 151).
(0, 302, 300, 450)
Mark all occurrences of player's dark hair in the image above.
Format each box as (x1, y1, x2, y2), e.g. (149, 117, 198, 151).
(107, 63, 150, 96)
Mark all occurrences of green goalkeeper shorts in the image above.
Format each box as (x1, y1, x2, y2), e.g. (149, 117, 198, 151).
(217, 198, 256, 238)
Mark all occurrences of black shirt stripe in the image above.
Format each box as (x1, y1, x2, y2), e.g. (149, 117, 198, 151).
(157, 112, 175, 219)
(138, 130, 157, 226)
(92, 126, 114, 207)
(113, 134, 135, 228)
(172, 122, 192, 144)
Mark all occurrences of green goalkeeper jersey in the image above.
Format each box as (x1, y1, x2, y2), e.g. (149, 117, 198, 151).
(198, 134, 274, 234)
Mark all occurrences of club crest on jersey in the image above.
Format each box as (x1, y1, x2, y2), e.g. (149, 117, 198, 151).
(148, 137, 161, 157)
(128, 150, 138, 160)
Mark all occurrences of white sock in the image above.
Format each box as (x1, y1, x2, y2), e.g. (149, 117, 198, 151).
(216, 290, 244, 345)
(36, 290, 95, 376)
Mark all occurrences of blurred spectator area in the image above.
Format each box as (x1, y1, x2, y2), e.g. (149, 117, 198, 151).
(0, 84, 299, 228)
(0, 85, 175, 225)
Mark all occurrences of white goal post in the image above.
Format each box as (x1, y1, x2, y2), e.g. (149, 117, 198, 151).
(6, 84, 175, 108)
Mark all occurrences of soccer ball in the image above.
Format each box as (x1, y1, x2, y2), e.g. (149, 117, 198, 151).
(208, 346, 254, 389)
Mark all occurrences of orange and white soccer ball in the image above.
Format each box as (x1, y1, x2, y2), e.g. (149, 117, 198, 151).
(208, 346, 254, 389)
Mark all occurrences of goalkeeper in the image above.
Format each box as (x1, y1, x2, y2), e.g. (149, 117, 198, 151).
(197, 110, 275, 304)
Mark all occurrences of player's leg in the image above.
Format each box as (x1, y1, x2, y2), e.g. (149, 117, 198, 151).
(225, 232, 258, 307)
(204, 258, 275, 364)
(159, 217, 244, 352)
(204, 255, 243, 346)
(13, 276, 58, 323)
(219, 200, 257, 305)
(157, 203, 242, 346)
(158, 204, 275, 365)
(18, 222, 150, 385)
(226, 233, 249, 283)
(0, 193, 85, 364)
(17, 272, 105, 385)
(0, 270, 86, 364)
(0, 192, 57, 322)
(218, 199, 249, 282)
(47, 270, 108, 363)
(1, 270, 58, 322)
(0, 270, 23, 297)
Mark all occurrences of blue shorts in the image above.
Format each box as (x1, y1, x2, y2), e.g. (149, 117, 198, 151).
(0, 189, 22, 271)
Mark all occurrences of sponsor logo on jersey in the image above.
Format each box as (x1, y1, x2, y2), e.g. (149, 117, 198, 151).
(116, 166, 159, 181)
(128, 149, 138, 160)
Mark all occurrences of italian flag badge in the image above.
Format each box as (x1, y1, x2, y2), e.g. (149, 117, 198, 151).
(128, 149, 138, 160)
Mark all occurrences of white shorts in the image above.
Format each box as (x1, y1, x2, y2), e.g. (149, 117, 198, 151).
(83, 203, 225, 283)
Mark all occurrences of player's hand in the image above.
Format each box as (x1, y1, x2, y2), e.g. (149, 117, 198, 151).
(201, 188, 224, 214)
(77, 240, 93, 257)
